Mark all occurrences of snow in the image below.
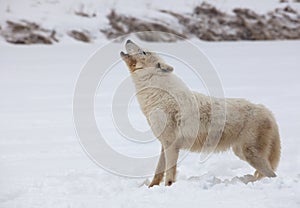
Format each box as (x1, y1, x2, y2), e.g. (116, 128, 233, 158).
(1, 40, 300, 207)
(1, 0, 300, 207)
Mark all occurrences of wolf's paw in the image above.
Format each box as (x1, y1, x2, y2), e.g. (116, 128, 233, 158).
(148, 180, 160, 188)
(165, 180, 175, 186)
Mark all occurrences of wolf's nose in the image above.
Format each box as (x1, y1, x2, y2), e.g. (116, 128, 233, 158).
(126, 39, 132, 44)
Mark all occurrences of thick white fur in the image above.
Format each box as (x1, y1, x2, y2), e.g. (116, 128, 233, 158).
(121, 40, 281, 187)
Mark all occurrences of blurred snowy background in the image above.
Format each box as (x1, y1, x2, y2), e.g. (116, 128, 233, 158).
(0, 0, 300, 44)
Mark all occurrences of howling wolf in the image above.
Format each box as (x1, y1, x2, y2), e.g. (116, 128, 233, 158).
(120, 40, 280, 187)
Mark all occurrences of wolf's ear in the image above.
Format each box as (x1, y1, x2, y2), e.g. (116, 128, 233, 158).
(120, 51, 128, 60)
(157, 62, 173, 72)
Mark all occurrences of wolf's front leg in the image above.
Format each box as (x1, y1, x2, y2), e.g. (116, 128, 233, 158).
(164, 144, 179, 186)
(149, 146, 166, 188)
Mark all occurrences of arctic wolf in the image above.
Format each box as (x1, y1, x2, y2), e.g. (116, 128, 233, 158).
(120, 40, 280, 187)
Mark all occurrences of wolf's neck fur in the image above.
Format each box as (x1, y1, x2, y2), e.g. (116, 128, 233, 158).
(131, 67, 198, 123)
(131, 67, 201, 146)
(131, 67, 191, 96)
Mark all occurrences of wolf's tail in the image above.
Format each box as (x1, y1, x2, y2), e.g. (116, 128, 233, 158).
(269, 133, 281, 171)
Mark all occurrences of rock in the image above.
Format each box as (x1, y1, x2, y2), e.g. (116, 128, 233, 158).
(1, 20, 56, 44)
(68, 30, 92, 43)
(101, 10, 187, 42)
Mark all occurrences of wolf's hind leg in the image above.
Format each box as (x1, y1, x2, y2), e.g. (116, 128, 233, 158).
(243, 145, 276, 178)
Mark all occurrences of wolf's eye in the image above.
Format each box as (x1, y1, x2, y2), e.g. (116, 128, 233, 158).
(142, 51, 146, 55)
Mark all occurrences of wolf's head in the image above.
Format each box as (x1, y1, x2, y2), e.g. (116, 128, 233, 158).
(120, 40, 173, 74)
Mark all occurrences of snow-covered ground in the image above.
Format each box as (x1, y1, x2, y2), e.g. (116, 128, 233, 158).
(1, 0, 300, 207)
(0, 39, 300, 208)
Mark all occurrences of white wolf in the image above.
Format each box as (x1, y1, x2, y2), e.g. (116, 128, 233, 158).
(120, 40, 280, 187)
